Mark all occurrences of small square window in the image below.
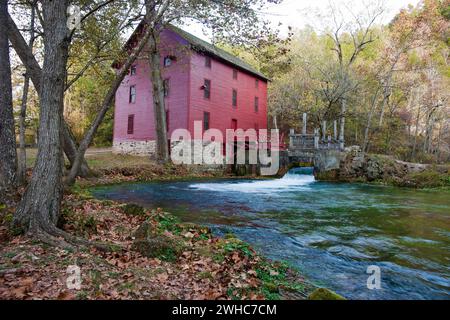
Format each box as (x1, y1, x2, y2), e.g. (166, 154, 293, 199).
(204, 79, 211, 99)
(233, 69, 238, 79)
(130, 65, 137, 76)
(205, 56, 212, 68)
(127, 115, 134, 134)
(129, 85, 136, 104)
(232, 89, 237, 108)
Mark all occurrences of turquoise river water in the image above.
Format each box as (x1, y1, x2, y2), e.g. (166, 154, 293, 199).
(91, 169, 450, 300)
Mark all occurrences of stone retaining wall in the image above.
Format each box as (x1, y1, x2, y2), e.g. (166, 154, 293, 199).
(112, 140, 156, 156)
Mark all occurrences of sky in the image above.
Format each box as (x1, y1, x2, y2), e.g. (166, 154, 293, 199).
(184, 0, 422, 42)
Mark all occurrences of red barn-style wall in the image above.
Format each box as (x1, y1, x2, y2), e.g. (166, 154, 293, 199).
(188, 52, 267, 135)
(113, 26, 268, 156)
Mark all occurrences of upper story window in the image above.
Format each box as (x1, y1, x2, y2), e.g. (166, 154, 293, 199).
(127, 115, 135, 134)
(129, 85, 136, 104)
(164, 56, 176, 67)
(255, 79, 259, 89)
(254, 97, 259, 113)
(233, 69, 238, 80)
(163, 79, 170, 97)
(232, 89, 237, 108)
(203, 112, 210, 131)
(203, 79, 211, 99)
(130, 65, 137, 76)
(205, 56, 212, 68)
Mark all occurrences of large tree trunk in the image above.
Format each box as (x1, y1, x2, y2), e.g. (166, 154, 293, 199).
(148, 32, 169, 163)
(65, 23, 154, 185)
(6, 11, 91, 178)
(17, 2, 36, 185)
(0, 0, 17, 193)
(14, 0, 70, 233)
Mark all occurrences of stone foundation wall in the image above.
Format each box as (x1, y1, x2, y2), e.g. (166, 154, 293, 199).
(113, 140, 156, 157)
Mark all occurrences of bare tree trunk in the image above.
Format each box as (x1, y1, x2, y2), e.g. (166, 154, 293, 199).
(411, 105, 421, 160)
(65, 23, 154, 185)
(0, 0, 17, 193)
(339, 97, 346, 150)
(363, 88, 380, 153)
(62, 122, 91, 177)
(148, 32, 169, 163)
(14, 0, 70, 233)
(17, 2, 36, 185)
(6, 11, 91, 178)
(436, 121, 443, 163)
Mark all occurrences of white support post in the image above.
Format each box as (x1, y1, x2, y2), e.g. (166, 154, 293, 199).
(314, 129, 319, 149)
(303, 113, 307, 135)
(322, 121, 327, 141)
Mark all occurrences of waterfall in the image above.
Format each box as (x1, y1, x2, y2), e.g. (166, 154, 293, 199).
(190, 168, 315, 193)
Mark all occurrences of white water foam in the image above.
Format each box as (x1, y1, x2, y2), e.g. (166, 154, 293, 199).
(189, 171, 316, 194)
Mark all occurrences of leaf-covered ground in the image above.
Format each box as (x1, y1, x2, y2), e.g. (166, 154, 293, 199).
(0, 191, 314, 300)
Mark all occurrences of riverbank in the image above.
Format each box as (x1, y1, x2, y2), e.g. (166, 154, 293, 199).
(0, 155, 320, 300)
(0, 193, 315, 300)
(315, 151, 450, 189)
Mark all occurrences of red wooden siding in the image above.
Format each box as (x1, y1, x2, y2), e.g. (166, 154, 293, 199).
(188, 51, 268, 136)
(113, 28, 268, 148)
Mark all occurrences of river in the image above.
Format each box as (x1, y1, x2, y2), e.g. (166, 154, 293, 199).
(91, 169, 450, 300)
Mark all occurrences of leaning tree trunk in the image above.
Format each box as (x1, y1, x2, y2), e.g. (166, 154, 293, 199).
(6, 11, 91, 178)
(14, 0, 70, 233)
(65, 23, 154, 185)
(148, 32, 169, 164)
(17, 2, 36, 185)
(0, 0, 17, 193)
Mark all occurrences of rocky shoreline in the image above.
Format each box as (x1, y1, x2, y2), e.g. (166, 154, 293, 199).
(315, 149, 450, 188)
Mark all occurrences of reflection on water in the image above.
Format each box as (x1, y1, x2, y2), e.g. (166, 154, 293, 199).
(92, 170, 450, 300)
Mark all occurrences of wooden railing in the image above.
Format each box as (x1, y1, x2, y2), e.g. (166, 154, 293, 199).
(289, 113, 344, 152)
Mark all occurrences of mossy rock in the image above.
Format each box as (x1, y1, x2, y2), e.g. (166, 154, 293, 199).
(315, 170, 339, 181)
(133, 221, 153, 240)
(122, 204, 146, 216)
(308, 288, 346, 300)
(132, 235, 184, 262)
(265, 282, 279, 294)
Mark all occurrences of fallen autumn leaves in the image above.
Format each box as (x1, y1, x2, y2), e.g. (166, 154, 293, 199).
(0, 190, 313, 300)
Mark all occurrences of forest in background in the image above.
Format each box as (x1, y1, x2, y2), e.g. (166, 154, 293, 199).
(8, 0, 450, 164)
(227, 0, 450, 164)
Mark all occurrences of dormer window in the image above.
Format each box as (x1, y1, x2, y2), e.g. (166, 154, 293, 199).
(164, 56, 176, 67)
